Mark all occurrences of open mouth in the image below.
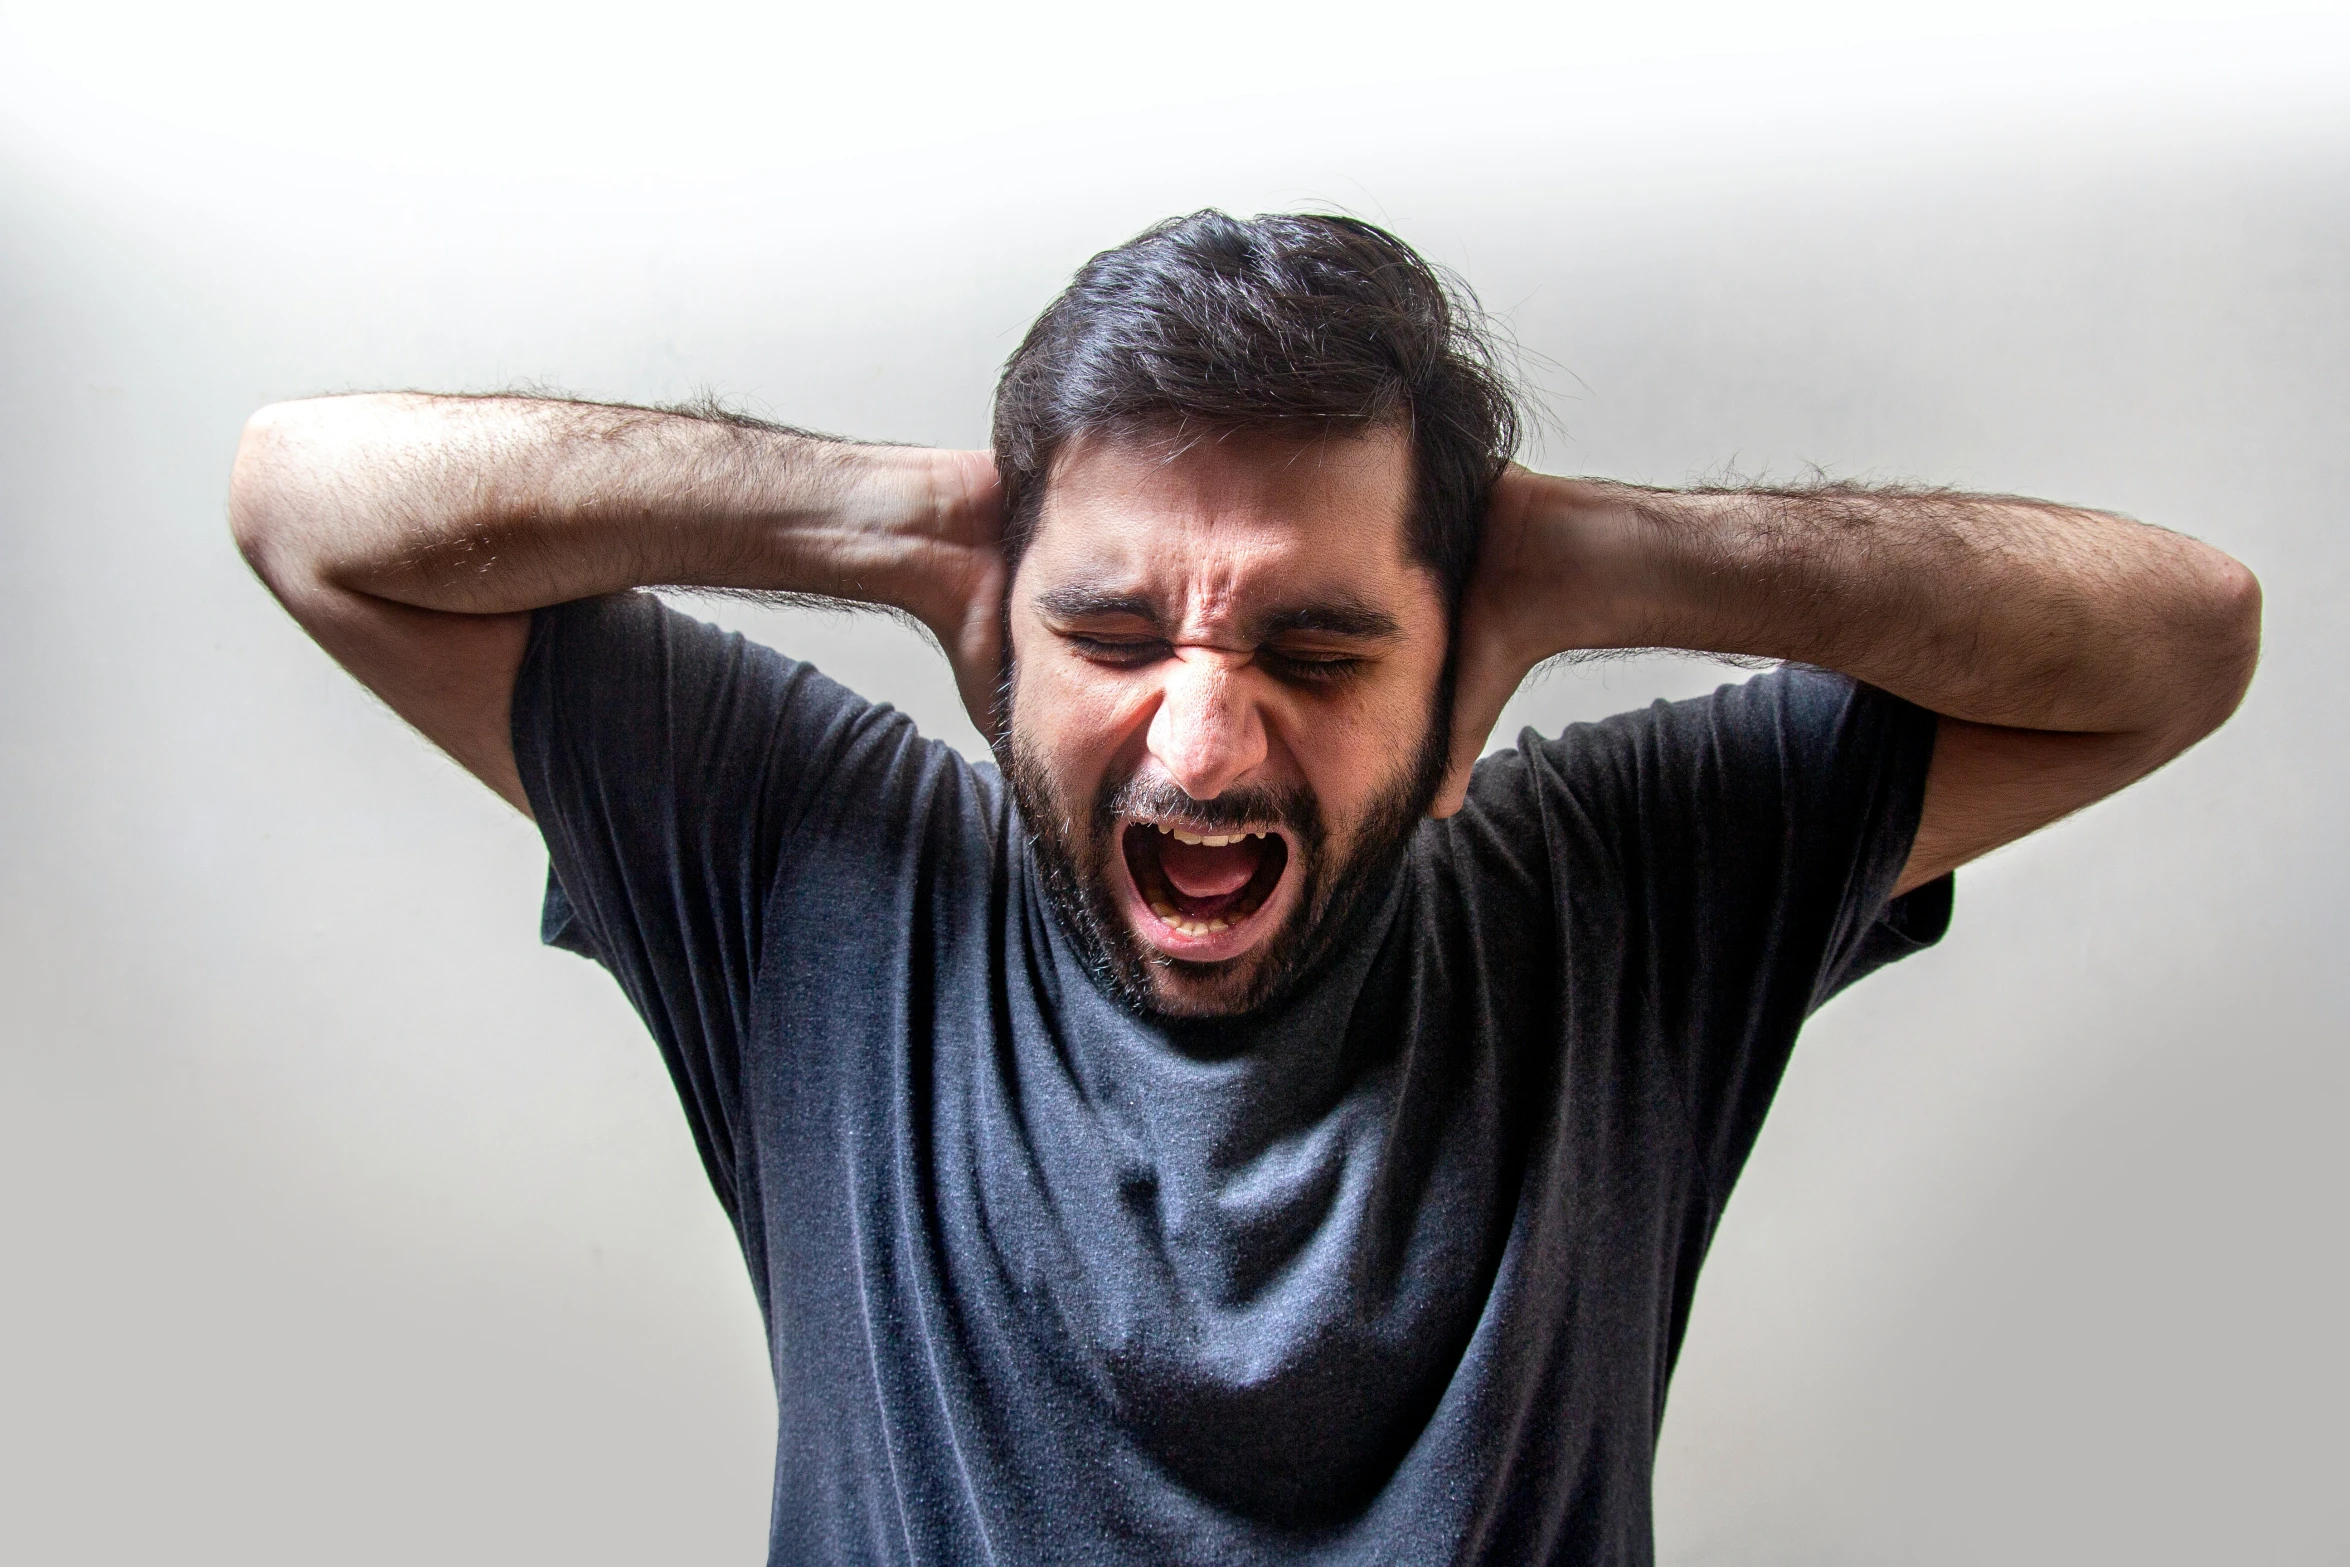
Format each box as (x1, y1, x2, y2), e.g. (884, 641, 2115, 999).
(1119, 820, 1291, 943)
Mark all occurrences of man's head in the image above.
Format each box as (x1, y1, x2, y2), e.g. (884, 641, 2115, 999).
(991, 211, 1520, 1018)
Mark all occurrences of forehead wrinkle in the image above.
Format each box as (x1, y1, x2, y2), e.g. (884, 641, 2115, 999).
(1026, 431, 1429, 643)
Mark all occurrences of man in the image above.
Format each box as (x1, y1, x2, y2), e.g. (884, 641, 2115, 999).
(230, 212, 2258, 1564)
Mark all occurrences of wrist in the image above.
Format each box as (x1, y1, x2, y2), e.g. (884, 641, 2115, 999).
(839, 445, 1003, 641)
(729, 442, 956, 614)
(1484, 471, 1663, 662)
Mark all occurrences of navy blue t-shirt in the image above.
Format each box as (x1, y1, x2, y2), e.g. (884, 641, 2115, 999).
(512, 591, 1951, 1566)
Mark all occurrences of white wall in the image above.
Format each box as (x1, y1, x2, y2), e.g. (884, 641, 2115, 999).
(1, 4, 2344, 1561)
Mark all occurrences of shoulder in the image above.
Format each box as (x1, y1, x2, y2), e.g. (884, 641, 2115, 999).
(519, 591, 1007, 881)
(1464, 665, 1913, 807)
(1431, 664, 1933, 899)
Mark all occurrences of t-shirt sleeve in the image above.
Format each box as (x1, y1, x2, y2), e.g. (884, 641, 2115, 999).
(508, 591, 931, 1222)
(1486, 665, 1951, 1207)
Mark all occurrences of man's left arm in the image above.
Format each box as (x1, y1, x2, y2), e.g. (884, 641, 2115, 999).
(1442, 471, 2263, 893)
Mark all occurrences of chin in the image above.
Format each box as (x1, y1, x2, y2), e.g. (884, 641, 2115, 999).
(1127, 946, 1281, 1020)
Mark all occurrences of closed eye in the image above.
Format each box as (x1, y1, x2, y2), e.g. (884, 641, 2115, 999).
(1259, 648, 1369, 685)
(1067, 633, 1171, 666)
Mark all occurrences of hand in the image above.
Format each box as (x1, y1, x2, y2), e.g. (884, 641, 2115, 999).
(902, 449, 1011, 745)
(1430, 466, 1543, 816)
(1430, 465, 1610, 817)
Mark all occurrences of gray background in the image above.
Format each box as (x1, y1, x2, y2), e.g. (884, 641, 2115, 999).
(2, 4, 2344, 1562)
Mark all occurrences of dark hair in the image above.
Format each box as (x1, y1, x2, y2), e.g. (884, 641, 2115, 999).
(991, 210, 1521, 614)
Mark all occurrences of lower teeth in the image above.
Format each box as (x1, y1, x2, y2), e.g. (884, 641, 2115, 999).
(1148, 899, 1229, 937)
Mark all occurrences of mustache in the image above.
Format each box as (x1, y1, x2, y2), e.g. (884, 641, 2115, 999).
(1098, 772, 1322, 842)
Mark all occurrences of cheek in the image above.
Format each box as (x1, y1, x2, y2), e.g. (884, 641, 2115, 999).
(1279, 664, 1446, 817)
(1009, 646, 1153, 789)
(1015, 648, 1145, 735)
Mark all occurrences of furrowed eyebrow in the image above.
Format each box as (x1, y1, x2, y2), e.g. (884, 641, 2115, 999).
(1034, 584, 1161, 623)
(1251, 602, 1404, 641)
(1031, 583, 1404, 642)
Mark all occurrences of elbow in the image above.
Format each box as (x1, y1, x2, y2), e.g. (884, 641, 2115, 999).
(227, 402, 317, 594)
(2170, 549, 2263, 748)
(2204, 553, 2262, 724)
(227, 404, 283, 564)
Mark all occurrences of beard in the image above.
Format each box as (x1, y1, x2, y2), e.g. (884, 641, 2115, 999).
(1002, 681, 1453, 1020)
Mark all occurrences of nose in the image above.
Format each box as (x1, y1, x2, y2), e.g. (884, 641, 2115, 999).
(1144, 648, 1268, 802)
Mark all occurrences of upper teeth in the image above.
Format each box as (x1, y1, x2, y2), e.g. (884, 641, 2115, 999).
(1154, 825, 1268, 847)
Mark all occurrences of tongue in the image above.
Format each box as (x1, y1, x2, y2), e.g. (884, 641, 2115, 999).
(1159, 836, 1261, 901)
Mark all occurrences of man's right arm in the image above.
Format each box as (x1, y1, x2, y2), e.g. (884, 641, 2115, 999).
(228, 394, 1005, 813)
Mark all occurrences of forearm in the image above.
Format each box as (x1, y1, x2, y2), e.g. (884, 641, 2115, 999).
(1502, 474, 2261, 742)
(229, 393, 985, 630)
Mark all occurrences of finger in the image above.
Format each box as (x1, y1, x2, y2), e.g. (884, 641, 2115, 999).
(955, 588, 1009, 745)
(1429, 758, 1475, 819)
(1428, 714, 1491, 819)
